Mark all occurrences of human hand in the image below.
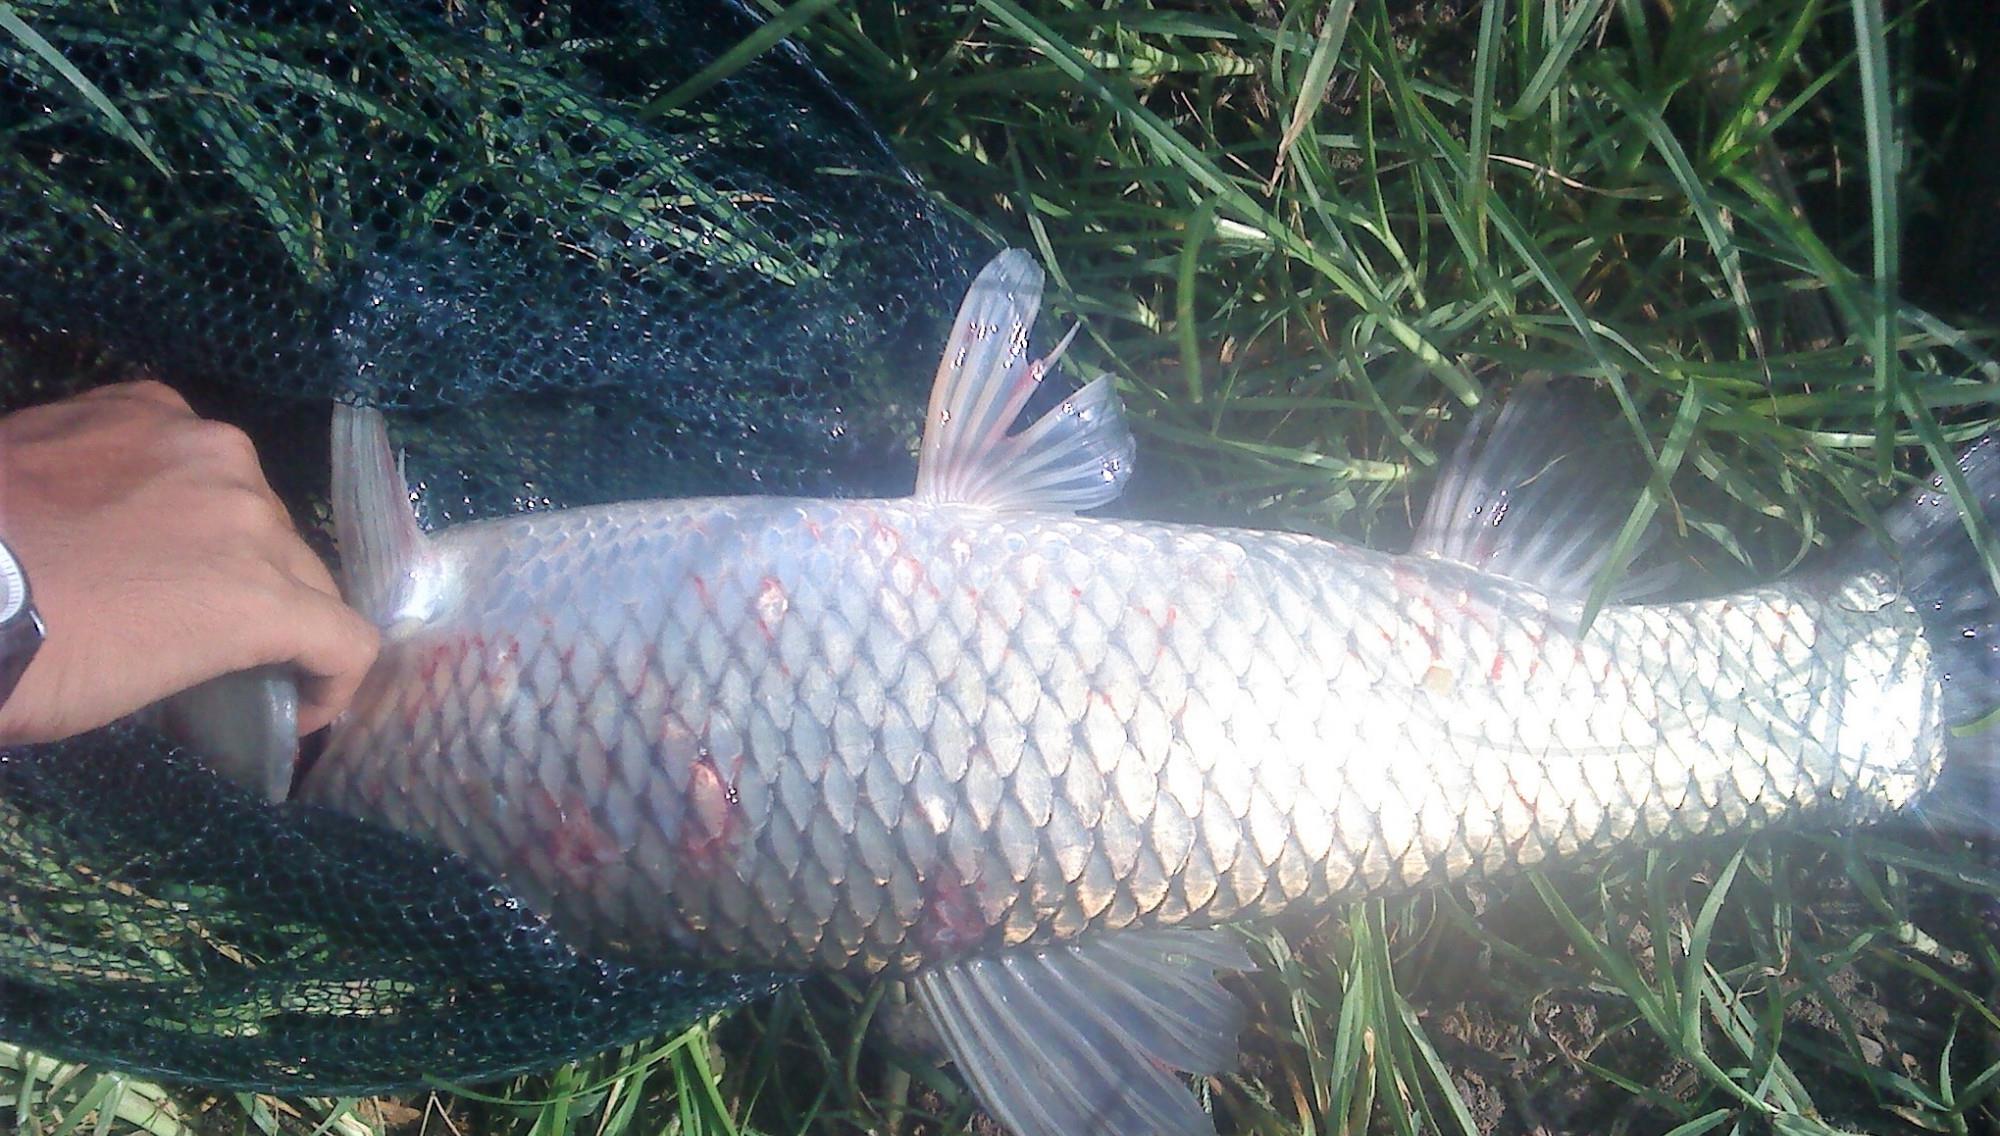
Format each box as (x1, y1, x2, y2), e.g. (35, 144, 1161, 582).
(0, 381, 379, 745)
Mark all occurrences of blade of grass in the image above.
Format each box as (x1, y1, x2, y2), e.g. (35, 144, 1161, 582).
(0, 4, 170, 175)
(644, 0, 848, 116)
(1270, 0, 1356, 186)
(974, 0, 1478, 403)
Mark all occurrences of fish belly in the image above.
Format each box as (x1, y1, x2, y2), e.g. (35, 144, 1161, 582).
(304, 496, 1945, 974)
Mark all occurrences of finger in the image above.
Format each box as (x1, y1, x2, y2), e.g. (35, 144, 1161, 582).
(194, 466, 327, 583)
(297, 671, 362, 737)
(276, 591, 381, 735)
(172, 418, 274, 493)
(249, 508, 347, 604)
(245, 529, 374, 735)
(297, 652, 375, 736)
(277, 535, 345, 601)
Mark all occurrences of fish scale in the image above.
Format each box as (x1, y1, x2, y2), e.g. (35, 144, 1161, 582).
(305, 493, 1943, 976)
(302, 250, 1991, 1136)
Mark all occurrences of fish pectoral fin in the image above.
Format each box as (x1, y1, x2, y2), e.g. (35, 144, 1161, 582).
(911, 249, 1135, 513)
(913, 928, 1251, 1136)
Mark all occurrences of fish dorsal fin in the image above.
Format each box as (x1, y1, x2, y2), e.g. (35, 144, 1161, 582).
(1412, 381, 1657, 599)
(913, 250, 1135, 512)
(331, 402, 438, 629)
(913, 929, 1251, 1136)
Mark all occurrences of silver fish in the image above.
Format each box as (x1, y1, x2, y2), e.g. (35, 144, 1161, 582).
(302, 250, 1996, 1136)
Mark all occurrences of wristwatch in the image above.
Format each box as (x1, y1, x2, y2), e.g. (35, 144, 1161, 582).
(0, 537, 44, 710)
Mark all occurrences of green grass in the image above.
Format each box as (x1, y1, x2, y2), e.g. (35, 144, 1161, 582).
(9, 0, 2000, 1132)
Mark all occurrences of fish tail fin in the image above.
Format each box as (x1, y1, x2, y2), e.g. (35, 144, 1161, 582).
(331, 401, 433, 627)
(1867, 434, 2000, 830)
(1874, 435, 2000, 732)
(152, 665, 299, 801)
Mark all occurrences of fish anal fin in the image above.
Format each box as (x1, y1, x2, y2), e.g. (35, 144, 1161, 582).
(913, 928, 1251, 1136)
(912, 250, 1135, 513)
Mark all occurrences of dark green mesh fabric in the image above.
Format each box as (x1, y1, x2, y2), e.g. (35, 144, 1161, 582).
(2, 0, 982, 517)
(0, 728, 790, 1092)
(0, 0, 981, 1092)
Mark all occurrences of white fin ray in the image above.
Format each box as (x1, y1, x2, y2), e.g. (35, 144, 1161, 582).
(331, 402, 435, 628)
(914, 929, 1252, 1136)
(1411, 380, 1665, 600)
(914, 250, 1134, 513)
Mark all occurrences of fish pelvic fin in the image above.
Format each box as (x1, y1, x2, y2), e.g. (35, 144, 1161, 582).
(912, 250, 1135, 513)
(331, 402, 437, 629)
(1412, 379, 1667, 601)
(913, 928, 1251, 1136)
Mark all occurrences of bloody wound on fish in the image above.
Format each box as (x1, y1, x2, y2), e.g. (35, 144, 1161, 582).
(305, 251, 2000, 1136)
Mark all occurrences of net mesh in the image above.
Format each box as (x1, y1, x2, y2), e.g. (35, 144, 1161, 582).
(0, 728, 790, 1092)
(0, 0, 982, 1091)
(2, 0, 981, 516)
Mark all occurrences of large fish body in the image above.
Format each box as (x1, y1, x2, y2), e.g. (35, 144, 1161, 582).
(301, 252, 1994, 1136)
(308, 485, 1941, 972)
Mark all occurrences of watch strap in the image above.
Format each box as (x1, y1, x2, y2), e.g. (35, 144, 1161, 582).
(0, 603, 42, 710)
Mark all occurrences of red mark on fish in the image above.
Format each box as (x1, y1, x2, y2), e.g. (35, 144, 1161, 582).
(403, 633, 482, 728)
(679, 748, 745, 881)
(530, 785, 622, 893)
(753, 575, 788, 641)
(1390, 564, 1444, 665)
(890, 553, 935, 598)
(914, 868, 991, 958)
(485, 634, 523, 697)
(868, 514, 902, 558)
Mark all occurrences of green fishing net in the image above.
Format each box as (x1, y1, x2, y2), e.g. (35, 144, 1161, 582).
(0, 0, 981, 1092)
(0, 729, 790, 1090)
